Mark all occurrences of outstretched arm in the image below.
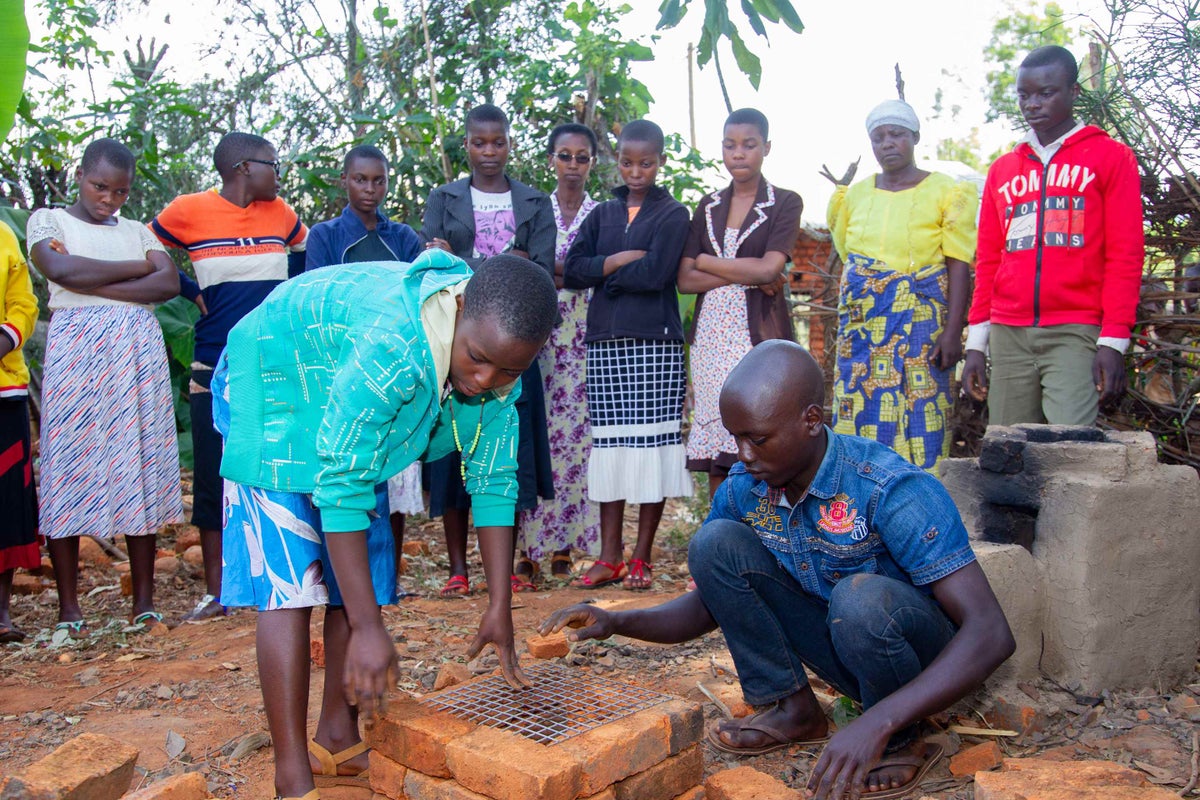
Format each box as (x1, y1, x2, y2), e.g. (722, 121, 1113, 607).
(807, 561, 1015, 799)
(541, 590, 718, 644)
(471, 525, 530, 689)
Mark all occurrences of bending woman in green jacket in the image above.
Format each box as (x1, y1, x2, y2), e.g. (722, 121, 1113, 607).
(212, 251, 557, 800)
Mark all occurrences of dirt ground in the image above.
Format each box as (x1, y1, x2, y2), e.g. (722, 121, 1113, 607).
(3, 496, 1199, 799)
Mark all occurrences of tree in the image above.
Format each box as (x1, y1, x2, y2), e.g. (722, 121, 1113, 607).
(0, 0, 29, 142)
(655, 0, 803, 111)
(982, 0, 1075, 126)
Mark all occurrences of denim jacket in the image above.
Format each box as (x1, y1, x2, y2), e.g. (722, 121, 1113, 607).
(707, 428, 975, 602)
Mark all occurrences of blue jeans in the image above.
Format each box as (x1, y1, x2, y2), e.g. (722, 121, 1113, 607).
(689, 518, 956, 740)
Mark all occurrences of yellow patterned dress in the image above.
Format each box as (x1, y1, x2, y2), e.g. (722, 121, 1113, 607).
(826, 173, 978, 472)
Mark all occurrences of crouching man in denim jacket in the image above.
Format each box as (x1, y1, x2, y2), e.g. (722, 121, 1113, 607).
(542, 341, 1014, 800)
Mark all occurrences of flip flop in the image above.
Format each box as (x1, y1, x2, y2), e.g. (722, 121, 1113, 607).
(570, 560, 626, 589)
(0, 624, 27, 643)
(856, 741, 945, 799)
(309, 739, 369, 788)
(705, 710, 831, 756)
(130, 611, 165, 627)
(54, 620, 89, 639)
(439, 575, 470, 597)
(550, 553, 574, 580)
(623, 558, 653, 590)
(512, 557, 539, 592)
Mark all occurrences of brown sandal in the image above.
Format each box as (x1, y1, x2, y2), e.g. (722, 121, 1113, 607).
(309, 739, 369, 788)
(550, 553, 574, 579)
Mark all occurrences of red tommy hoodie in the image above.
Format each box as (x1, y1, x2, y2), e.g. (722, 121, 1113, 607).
(969, 125, 1144, 339)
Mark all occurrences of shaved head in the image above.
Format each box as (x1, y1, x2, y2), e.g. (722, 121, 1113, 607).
(722, 340, 825, 417)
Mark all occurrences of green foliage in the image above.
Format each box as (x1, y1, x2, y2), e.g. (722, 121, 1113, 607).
(0, 0, 29, 143)
(982, 1, 1075, 126)
(655, 0, 804, 90)
(154, 297, 200, 467)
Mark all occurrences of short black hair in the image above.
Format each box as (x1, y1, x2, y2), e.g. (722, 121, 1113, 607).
(463, 254, 556, 344)
(343, 144, 389, 174)
(214, 132, 273, 178)
(547, 123, 598, 156)
(617, 119, 665, 155)
(81, 138, 135, 175)
(725, 108, 769, 141)
(465, 103, 509, 132)
(1021, 45, 1079, 85)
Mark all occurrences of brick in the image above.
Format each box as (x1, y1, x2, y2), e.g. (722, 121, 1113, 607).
(445, 725, 581, 800)
(704, 766, 803, 800)
(154, 556, 179, 575)
(77, 537, 112, 567)
(984, 699, 1045, 736)
(120, 572, 133, 597)
(402, 771, 489, 800)
(613, 745, 703, 800)
(432, 662, 472, 691)
(17, 732, 140, 800)
(173, 528, 201, 554)
(180, 546, 204, 569)
(402, 541, 431, 557)
(10, 573, 46, 595)
(524, 631, 569, 659)
(556, 706, 672, 795)
(662, 700, 705, 755)
(367, 751, 406, 800)
(948, 740, 1004, 777)
(368, 702, 477, 778)
(122, 772, 211, 800)
(670, 789, 704, 800)
(580, 790, 616, 800)
(311, 639, 326, 668)
(975, 758, 1177, 800)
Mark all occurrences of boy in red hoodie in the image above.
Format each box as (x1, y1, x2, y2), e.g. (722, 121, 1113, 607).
(962, 46, 1143, 426)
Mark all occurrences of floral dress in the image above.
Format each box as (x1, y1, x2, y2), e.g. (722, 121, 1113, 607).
(518, 193, 600, 559)
(686, 228, 753, 467)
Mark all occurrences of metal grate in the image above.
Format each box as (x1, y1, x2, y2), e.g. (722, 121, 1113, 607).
(422, 662, 675, 745)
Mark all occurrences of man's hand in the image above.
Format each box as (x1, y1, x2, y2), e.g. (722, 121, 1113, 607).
(467, 604, 531, 690)
(425, 237, 452, 253)
(961, 350, 988, 402)
(931, 328, 964, 371)
(193, 294, 208, 315)
(806, 716, 891, 800)
(1093, 345, 1127, 407)
(539, 604, 616, 643)
(343, 620, 399, 728)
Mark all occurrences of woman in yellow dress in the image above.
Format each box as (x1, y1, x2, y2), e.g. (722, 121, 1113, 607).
(826, 100, 978, 472)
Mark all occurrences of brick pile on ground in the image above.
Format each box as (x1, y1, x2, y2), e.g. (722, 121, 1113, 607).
(973, 758, 1181, 799)
(367, 671, 706, 800)
(1, 732, 139, 800)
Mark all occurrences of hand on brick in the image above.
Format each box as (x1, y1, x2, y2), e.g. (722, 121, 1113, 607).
(343, 620, 399, 728)
(539, 604, 615, 642)
(468, 604, 531, 690)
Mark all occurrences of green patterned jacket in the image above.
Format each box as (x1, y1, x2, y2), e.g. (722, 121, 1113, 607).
(217, 249, 521, 532)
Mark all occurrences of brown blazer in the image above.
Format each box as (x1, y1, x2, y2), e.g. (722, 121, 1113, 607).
(683, 178, 803, 345)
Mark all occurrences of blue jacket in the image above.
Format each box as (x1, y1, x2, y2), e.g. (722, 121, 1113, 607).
(563, 185, 690, 342)
(707, 427, 976, 602)
(305, 206, 422, 270)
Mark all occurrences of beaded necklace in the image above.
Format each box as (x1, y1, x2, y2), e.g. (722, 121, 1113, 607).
(450, 398, 485, 481)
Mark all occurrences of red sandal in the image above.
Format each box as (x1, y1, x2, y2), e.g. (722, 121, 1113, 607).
(439, 574, 470, 597)
(624, 558, 653, 590)
(570, 560, 627, 588)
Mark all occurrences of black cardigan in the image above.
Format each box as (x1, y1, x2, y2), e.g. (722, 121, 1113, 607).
(563, 185, 690, 342)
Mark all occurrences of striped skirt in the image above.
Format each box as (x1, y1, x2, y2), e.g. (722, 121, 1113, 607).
(40, 305, 183, 539)
(586, 338, 692, 504)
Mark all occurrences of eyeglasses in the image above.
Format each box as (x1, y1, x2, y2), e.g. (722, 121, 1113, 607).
(235, 158, 282, 176)
(554, 152, 593, 165)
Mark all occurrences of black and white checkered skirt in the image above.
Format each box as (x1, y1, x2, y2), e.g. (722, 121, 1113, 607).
(585, 338, 692, 503)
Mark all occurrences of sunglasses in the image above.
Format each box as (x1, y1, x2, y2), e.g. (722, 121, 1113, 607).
(236, 158, 282, 177)
(554, 152, 594, 165)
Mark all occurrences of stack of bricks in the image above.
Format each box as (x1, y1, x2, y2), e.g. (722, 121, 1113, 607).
(367, 669, 706, 800)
